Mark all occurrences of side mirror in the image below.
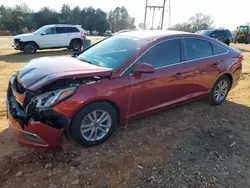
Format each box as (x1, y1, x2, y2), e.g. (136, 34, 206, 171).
(134, 63, 155, 74)
(210, 34, 216, 38)
(41, 33, 45, 36)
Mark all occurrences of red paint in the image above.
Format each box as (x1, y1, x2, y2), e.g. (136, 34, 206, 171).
(8, 113, 63, 150)
(18, 57, 112, 91)
(8, 31, 243, 149)
(134, 63, 155, 73)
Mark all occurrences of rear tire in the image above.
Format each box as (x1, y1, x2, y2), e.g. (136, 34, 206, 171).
(70, 39, 82, 51)
(209, 75, 231, 105)
(23, 42, 37, 53)
(70, 102, 117, 147)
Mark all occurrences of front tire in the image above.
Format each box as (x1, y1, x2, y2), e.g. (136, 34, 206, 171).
(23, 42, 37, 53)
(209, 75, 231, 105)
(70, 102, 117, 147)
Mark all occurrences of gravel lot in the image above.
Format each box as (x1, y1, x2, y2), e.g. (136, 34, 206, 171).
(0, 37, 250, 188)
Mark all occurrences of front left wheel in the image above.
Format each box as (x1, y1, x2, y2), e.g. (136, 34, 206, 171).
(70, 102, 117, 147)
(23, 42, 37, 53)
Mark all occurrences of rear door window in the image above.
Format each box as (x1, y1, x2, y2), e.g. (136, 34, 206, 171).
(56, 27, 67, 34)
(138, 39, 181, 68)
(184, 38, 213, 60)
(211, 31, 218, 38)
(225, 30, 232, 37)
(66, 27, 80, 33)
(212, 43, 228, 55)
(217, 30, 226, 38)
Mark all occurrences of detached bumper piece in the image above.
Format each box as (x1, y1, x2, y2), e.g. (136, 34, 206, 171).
(7, 77, 69, 150)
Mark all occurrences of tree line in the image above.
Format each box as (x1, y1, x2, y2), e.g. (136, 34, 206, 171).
(0, 3, 215, 35)
(168, 13, 214, 33)
(0, 3, 136, 35)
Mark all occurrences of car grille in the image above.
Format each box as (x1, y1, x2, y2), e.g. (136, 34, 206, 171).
(14, 39, 20, 45)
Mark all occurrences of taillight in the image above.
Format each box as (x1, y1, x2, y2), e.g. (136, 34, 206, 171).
(238, 55, 244, 62)
(81, 32, 87, 40)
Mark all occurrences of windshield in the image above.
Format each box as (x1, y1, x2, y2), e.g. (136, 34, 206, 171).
(240, 26, 249, 32)
(198, 30, 213, 36)
(34, 26, 49, 34)
(77, 36, 149, 70)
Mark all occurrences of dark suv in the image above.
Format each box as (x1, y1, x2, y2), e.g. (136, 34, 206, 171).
(196, 29, 232, 45)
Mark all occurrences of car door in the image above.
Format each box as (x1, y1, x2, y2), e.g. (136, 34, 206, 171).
(66, 27, 81, 45)
(210, 30, 218, 39)
(217, 30, 227, 43)
(36, 27, 58, 48)
(56, 27, 70, 47)
(128, 39, 190, 118)
(183, 38, 225, 97)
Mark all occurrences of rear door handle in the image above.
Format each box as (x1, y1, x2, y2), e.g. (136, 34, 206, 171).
(174, 73, 183, 78)
(211, 62, 220, 68)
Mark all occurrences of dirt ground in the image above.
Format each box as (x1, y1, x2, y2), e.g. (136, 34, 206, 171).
(0, 37, 250, 188)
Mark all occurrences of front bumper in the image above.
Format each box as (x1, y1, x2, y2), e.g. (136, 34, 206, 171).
(6, 77, 70, 150)
(12, 40, 24, 50)
(8, 113, 63, 149)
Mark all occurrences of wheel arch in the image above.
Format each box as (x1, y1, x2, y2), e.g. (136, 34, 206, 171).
(223, 73, 233, 89)
(72, 99, 121, 124)
(23, 41, 40, 49)
(70, 38, 82, 44)
(64, 98, 121, 141)
(211, 72, 233, 92)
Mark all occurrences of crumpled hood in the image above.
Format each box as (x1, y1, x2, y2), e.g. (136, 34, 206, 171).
(14, 33, 34, 39)
(17, 57, 112, 91)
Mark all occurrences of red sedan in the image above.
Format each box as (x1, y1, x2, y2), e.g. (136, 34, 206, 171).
(7, 30, 243, 149)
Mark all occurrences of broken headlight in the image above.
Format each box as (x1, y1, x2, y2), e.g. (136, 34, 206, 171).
(35, 87, 76, 108)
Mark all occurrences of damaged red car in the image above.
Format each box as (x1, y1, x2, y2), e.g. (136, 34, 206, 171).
(7, 30, 243, 149)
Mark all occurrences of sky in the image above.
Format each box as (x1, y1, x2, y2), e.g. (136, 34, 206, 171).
(2, 0, 250, 30)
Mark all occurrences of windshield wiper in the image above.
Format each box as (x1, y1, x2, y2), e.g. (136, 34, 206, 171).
(79, 58, 103, 67)
(80, 59, 93, 64)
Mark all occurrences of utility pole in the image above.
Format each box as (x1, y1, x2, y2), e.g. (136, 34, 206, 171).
(144, 0, 148, 30)
(144, 0, 166, 30)
(151, 8, 155, 29)
(168, 0, 171, 28)
(161, 0, 166, 30)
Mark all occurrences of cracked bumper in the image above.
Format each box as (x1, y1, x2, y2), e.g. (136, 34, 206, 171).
(8, 112, 64, 150)
(6, 81, 69, 150)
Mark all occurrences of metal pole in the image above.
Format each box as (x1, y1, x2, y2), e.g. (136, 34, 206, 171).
(152, 8, 155, 29)
(161, 0, 166, 30)
(144, 0, 148, 30)
(168, 0, 171, 27)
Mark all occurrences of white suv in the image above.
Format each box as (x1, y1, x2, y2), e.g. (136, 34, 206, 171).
(13, 24, 87, 53)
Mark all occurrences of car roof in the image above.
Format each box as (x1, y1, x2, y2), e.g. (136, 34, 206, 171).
(44, 24, 81, 28)
(117, 30, 191, 41)
(202, 29, 230, 32)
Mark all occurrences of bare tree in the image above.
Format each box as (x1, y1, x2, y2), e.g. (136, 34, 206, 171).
(169, 13, 214, 33)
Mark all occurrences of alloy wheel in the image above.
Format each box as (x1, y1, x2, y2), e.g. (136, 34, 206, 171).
(73, 41, 81, 51)
(24, 44, 36, 53)
(80, 110, 112, 141)
(214, 80, 229, 102)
